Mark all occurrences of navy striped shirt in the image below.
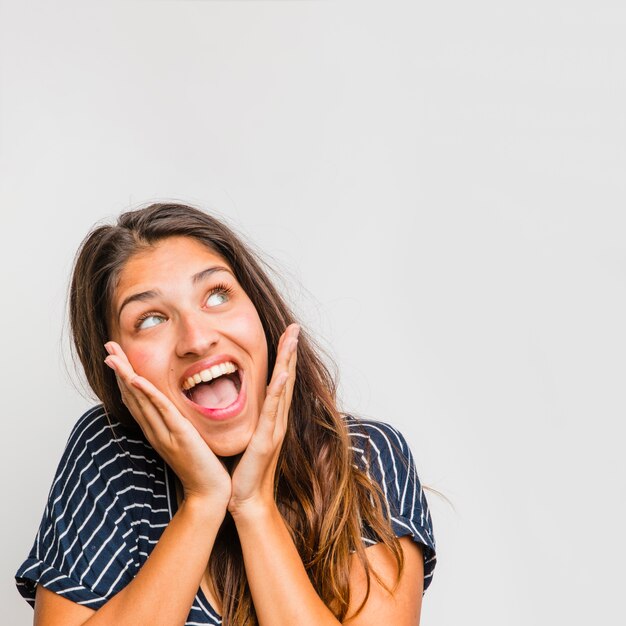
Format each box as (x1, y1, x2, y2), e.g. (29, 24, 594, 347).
(16, 405, 436, 623)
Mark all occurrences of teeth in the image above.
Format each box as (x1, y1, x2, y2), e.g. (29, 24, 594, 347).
(183, 361, 238, 391)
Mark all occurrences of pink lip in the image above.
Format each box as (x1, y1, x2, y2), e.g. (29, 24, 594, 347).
(180, 355, 247, 422)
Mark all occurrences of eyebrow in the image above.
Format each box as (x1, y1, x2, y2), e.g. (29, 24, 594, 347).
(117, 265, 233, 321)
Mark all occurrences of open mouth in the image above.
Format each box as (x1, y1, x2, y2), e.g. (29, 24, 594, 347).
(182, 362, 243, 410)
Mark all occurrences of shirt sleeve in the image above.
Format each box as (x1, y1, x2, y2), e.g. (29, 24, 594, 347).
(15, 406, 143, 609)
(349, 418, 437, 593)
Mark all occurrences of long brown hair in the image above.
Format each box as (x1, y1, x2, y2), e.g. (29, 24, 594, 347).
(69, 203, 404, 624)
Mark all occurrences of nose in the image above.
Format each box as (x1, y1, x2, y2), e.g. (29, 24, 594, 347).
(175, 310, 220, 358)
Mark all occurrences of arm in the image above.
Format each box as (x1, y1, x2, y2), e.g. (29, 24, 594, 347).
(34, 495, 226, 626)
(232, 503, 340, 625)
(343, 538, 424, 625)
(232, 505, 424, 626)
(33, 343, 233, 626)
(227, 326, 425, 625)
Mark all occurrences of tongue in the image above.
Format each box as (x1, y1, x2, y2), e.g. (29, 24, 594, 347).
(191, 377, 239, 409)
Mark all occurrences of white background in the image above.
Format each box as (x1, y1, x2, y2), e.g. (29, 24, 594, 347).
(1, 1, 625, 624)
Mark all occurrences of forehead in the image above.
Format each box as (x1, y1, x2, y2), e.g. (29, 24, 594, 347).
(115, 237, 232, 297)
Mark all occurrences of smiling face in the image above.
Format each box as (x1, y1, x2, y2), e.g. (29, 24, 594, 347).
(110, 236, 269, 457)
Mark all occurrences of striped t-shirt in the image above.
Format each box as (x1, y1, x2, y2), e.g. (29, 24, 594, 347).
(16, 405, 436, 624)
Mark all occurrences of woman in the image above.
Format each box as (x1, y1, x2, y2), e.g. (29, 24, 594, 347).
(15, 203, 436, 625)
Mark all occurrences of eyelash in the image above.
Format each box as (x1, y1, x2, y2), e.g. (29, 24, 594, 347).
(134, 282, 235, 329)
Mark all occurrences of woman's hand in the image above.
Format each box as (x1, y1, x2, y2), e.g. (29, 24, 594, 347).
(227, 323, 300, 517)
(104, 343, 232, 508)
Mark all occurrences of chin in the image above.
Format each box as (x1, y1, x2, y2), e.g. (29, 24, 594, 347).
(206, 432, 252, 459)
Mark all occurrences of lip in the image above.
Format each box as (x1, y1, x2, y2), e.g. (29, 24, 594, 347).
(180, 354, 247, 422)
(180, 354, 242, 387)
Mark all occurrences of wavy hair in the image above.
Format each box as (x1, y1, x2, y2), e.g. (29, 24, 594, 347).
(69, 203, 405, 624)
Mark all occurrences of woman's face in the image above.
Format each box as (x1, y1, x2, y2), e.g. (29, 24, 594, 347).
(110, 236, 269, 457)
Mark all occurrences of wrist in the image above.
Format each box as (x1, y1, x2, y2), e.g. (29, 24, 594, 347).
(229, 497, 279, 525)
(181, 493, 229, 522)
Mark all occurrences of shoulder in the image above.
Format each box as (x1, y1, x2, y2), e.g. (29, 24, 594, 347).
(52, 404, 160, 495)
(343, 413, 414, 477)
(62, 403, 143, 457)
(15, 405, 168, 608)
(342, 413, 438, 593)
(343, 413, 410, 447)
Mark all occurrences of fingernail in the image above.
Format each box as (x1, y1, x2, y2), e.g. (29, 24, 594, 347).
(104, 356, 116, 370)
(289, 338, 298, 354)
(293, 324, 301, 338)
(104, 342, 113, 355)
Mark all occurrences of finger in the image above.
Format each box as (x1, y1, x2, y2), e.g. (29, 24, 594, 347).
(269, 384, 288, 467)
(104, 343, 137, 382)
(105, 355, 171, 441)
(254, 334, 296, 453)
(274, 380, 287, 439)
(256, 371, 289, 444)
(273, 324, 299, 363)
(273, 339, 297, 435)
(276, 323, 298, 348)
(268, 333, 298, 390)
(282, 337, 298, 391)
(285, 323, 301, 346)
(129, 375, 190, 434)
(281, 342, 298, 432)
(105, 342, 149, 389)
(105, 341, 133, 368)
(110, 367, 157, 441)
(105, 355, 140, 410)
(264, 339, 296, 435)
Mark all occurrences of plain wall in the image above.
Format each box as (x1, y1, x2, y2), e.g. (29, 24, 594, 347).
(1, 1, 624, 624)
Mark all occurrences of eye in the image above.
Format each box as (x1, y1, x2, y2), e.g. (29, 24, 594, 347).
(206, 283, 233, 307)
(137, 314, 166, 330)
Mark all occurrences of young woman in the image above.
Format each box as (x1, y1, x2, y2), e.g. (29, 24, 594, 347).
(15, 203, 437, 626)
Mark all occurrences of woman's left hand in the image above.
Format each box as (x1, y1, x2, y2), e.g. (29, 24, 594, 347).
(227, 323, 300, 517)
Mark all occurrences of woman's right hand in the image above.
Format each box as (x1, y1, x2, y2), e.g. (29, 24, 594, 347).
(104, 341, 232, 508)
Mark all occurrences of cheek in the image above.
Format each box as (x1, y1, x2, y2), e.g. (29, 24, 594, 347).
(229, 309, 268, 365)
(123, 347, 164, 378)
